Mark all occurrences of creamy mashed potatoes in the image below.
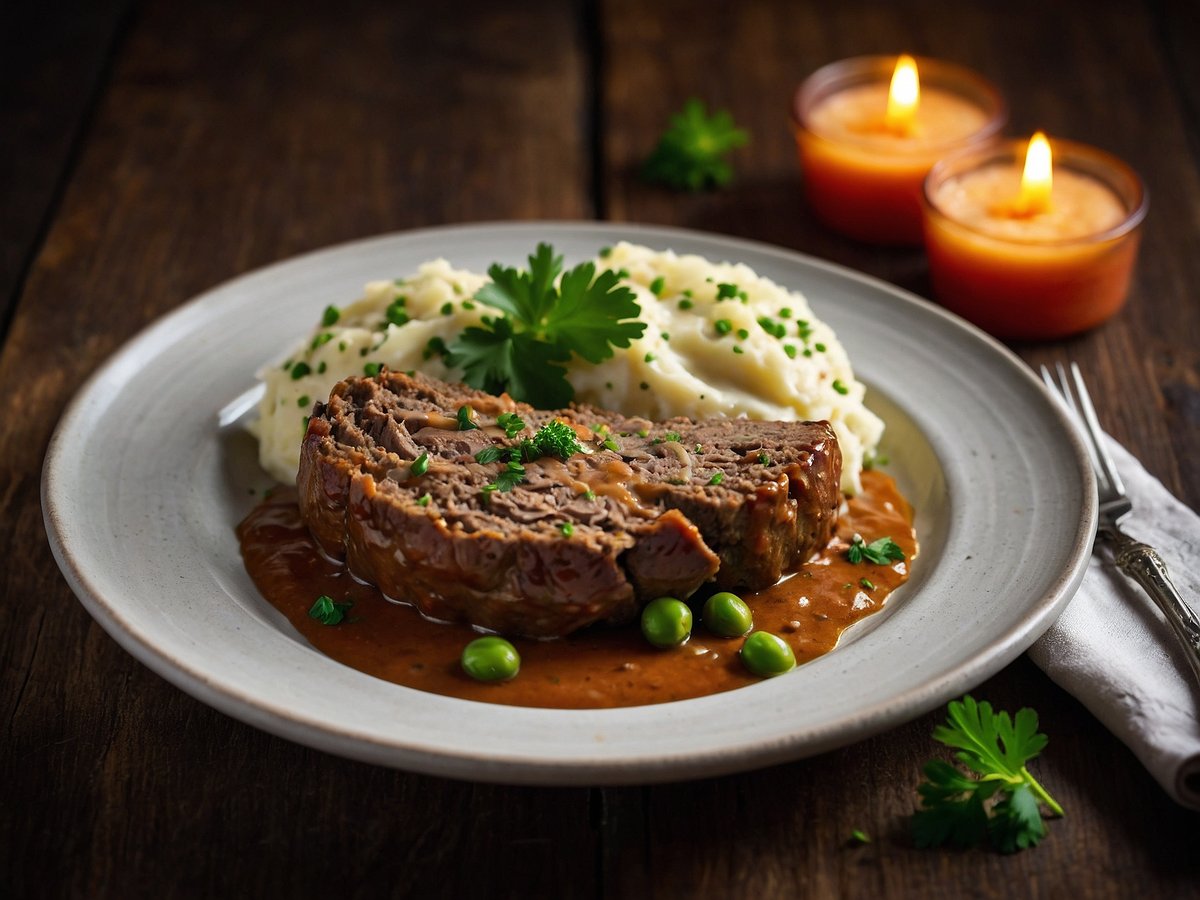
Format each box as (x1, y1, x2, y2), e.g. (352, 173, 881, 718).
(254, 242, 883, 493)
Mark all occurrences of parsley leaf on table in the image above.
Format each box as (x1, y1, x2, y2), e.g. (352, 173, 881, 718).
(912, 695, 1063, 853)
(642, 98, 749, 191)
(446, 244, 645, 408)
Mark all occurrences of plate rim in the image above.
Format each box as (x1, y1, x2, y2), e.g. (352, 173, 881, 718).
(42, 219, 1097, 784)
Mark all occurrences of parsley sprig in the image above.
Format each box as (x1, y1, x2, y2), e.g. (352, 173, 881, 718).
(847, 534, 905, 565)
(473, 420, 586, 494)
(642, 98, 749, 191)
(446, 244, 645, 408)
(913, 696, 1064, 853)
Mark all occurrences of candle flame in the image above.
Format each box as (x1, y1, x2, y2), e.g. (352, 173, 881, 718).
(885, 54, 920, 134)
(1017, 131, 1054, 216)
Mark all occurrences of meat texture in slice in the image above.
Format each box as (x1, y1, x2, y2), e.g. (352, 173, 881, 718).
(297, 372, 841, 638)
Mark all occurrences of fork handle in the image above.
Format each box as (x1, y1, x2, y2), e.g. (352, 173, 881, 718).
(1102, 523, 1200, 688)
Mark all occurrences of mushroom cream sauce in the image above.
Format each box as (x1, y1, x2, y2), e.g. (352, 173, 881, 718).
(241, 244, 914, 708)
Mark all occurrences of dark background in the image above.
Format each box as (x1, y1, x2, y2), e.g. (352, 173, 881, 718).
(3, 1, 1198, 897)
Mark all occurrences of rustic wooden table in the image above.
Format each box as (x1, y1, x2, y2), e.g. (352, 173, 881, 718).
(4, 1, 1199, 896)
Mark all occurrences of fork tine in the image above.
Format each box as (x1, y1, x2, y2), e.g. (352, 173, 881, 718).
(1041, 364, 1105, 484)
(1066, 361, 1126, 498)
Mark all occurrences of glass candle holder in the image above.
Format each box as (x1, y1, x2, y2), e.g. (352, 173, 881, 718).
(792, 55, 1006, 246)
(921, 138, 1148, 340)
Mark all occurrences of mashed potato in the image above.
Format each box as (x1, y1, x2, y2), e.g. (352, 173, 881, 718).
(254, 242, 883, 493)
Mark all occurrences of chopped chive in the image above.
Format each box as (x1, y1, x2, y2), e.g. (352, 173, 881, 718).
(410, 452, 429, 476)
(602, 438, 621, 452)
(716, 282, 739, 300)
(736, 328, 749, 340)
(440, 302, 453, 316)
(860, 578, 875, 590)
(297, 395, 310, 408)
(733, 345, 744, 354)
(758, 451, 770, 465)
(708, 472, 724, 485)
(364, 362, 383, 376)
(322, 305, 340, 326)
(457, 405, 477, 430)
(779, 307, 793, 319)
(814, 342, 827, 352)
(584, 489, 597, 501)
(678, 298, 694, 310)
(418, 493, 432, 507)
(290, 362, 311, 380)
(649, 275, 665, 296)
(598, 246, 612, 257)
(644, 352, 656, 363)
(462, 300, 475, 310)
(636, 428, 649, 438)
(338, 341, 347, 352)
(784, 344, 797, 359)
(660, 331, 670, 341)
(714, 319, 733, 336)
(561, 522, 575, 537)
(832, 379, 849, 395)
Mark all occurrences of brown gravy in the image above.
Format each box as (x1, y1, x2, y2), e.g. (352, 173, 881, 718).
(237, 470, 915, 709)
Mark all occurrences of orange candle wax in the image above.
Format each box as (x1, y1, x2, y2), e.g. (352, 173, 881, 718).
(922, 135, 1147, 339)
(792, 55, 1005, 246)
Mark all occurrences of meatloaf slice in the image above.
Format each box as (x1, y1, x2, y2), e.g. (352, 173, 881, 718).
(297, 371, 841, 639)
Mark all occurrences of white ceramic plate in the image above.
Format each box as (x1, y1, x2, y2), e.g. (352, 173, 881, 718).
(43, 222, 1095, 785)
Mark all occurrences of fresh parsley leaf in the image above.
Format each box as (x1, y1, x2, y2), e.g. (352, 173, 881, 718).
(642, 98, 749, 191)
(308, 595, 352, 626)
(544, 263, 644, 364)
(474, 447, 504, 464)
(494, 460, 526, 493)
(445, 244, 644, 409)
(912, 696, 1063, 853)
(449, 318, 574, 409)
(847, 534, 905, 565)
(496, 412, 526, 438)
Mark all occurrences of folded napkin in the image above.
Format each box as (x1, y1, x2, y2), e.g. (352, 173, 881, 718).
(1027, 437, 1200, 810)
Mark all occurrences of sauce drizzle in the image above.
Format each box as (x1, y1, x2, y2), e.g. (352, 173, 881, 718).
(237, 470, 915, 709)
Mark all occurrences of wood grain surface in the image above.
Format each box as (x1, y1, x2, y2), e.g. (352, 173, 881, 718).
(3, 1, 1198, 897)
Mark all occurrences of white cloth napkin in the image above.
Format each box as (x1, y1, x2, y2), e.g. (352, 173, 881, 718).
(1027, 437, 1200, 809)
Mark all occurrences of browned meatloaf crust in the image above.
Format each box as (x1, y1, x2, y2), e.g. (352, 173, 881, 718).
(298, 371, 841, 639)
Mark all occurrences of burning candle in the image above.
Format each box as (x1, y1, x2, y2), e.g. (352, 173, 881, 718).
(792, 55, 1006, 245)
(921, 134, 1147, 339)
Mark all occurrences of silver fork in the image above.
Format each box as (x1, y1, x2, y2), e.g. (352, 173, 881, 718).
(1042, 362, 1200, 687)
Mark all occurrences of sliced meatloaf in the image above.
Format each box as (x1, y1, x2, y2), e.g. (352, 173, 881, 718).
(297, 371, 841, 639)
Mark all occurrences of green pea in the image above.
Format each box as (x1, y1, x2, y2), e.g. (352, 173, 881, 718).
(740, 631, 796, 677)
(702, 591, 753, 638)
(461, 636, 521, 682)
(640, 597, 693, 648)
